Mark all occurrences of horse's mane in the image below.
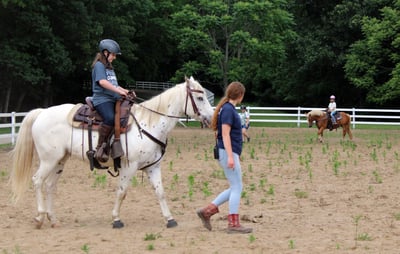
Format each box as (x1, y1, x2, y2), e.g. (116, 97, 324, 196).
(140, 83, 182, 109)
(132, 84, 183, 126)
(132, 77, 204, 127)
(308, 110, 325, 117)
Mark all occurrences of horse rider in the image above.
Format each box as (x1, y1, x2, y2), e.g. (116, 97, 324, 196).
(91, 39, 133, 163)
(327, 95, 337, 128)
(239, 105, 250, 142)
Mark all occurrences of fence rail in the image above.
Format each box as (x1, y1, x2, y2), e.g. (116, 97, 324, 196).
(1, 107, 400, 145)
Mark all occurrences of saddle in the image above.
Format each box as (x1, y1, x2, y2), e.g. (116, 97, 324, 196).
(72, 97, 132, 133)
(71, 96, 135, 174)
(328, 111, 341, 130)
(330, 111, 341, 122)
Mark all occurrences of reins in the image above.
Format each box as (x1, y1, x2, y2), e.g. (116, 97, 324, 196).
(118, 82, 205, 173)
(133, 83, 205, 120)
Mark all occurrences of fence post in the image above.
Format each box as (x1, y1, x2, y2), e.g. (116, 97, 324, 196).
(352, 108, 356, 129)
(297, 106, 301, 127)
(248, 106, 250, 123)
(11, 111, 16, 145)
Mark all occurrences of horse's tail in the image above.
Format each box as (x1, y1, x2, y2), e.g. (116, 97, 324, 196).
(10, 108, 43, 204)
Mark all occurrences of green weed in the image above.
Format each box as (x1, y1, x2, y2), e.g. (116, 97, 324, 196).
(144, 233, 161, 241)
(372, 170, 382, 183)
(294, 189, 308, 199)
(131, 176, 138, 187)
(81, 244, 90, 253)
(92, 174, 107, 188)
(288, 239, 295, 249)
(202, 182, 212, 197)
(188, 175, 195, 201)
(248, 234, 256, 243)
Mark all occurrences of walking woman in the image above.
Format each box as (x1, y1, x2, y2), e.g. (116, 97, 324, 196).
(197, 81, 252, 234)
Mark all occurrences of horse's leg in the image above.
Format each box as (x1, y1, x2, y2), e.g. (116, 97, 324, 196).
(342, 125, 346, 139)
(44, 159, 67, 227)
(145, 166, 177, 228)
(318, 127, 324, 143)
(32, 161, 58, 229)
(111, 166, 138, 228)
(344, 124, 353, 140)
(348, 126, 353, 140)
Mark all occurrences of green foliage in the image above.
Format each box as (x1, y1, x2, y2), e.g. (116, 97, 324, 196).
(2, 0, 400, 112)
(172, 0, 295, 94)
(345, 1, 400, 105)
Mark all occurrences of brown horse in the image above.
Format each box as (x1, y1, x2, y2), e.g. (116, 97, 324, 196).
(306, 110, 353, 142)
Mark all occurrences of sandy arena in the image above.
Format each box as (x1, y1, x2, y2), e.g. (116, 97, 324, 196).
(1, 127, 400, 253)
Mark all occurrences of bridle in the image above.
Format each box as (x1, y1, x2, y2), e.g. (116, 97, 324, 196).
(135, 81, 206, 121)
(185, 84, 204, 118)
(124, 81, 207, 173)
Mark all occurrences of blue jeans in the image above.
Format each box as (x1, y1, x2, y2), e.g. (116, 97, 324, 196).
(95, 101, 115, 126)
(331, 111, 337, 123)
(211, 149, 243, 214)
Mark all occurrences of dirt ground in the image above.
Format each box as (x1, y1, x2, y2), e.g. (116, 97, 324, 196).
(1, 127, 400, 254)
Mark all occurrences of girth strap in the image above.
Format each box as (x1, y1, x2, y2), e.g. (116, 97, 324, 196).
(130, 113, 167, 171)
(138, 128, 168, 171)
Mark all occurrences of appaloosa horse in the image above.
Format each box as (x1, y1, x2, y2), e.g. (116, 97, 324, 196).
(10, 76, 214, 229)
(306, 110, 353, 143)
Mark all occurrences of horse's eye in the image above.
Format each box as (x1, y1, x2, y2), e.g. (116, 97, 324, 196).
(197, 97, 204, 101)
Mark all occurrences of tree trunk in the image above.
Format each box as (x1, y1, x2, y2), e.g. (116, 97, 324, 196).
(3, 82, 12, 113)
(15, 90, 27, 112)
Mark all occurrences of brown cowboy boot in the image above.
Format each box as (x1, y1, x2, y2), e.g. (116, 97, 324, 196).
(95, 124, 113, 163)
(196, 203, 219, 231)
(227, 214, 253, 234)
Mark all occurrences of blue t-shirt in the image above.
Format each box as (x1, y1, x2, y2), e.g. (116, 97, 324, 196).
(91, 61, 121, 106)
(217, 102, 243, 155)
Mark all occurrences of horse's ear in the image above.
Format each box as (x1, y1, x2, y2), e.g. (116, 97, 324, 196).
(185, 76, 191, 87)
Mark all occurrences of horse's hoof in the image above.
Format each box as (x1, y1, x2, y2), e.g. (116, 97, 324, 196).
(112, 220, 124, 229)
(33, 217, 43, 229)
(166, 219, 178, 228)
(51, 222, 61, 228)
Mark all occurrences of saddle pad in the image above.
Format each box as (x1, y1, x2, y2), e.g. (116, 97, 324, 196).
(67, 103, 134, 131)
(67, 104, 85, 128)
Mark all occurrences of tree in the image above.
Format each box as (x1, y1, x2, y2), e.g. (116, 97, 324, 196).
(275, 0, 391, 107)
(172, 0, 295, 102)
(0, 0, 73, 111)
(345, 1, 400, 105)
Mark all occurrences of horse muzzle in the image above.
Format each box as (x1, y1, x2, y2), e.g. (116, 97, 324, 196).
(201, 118, 211, 128)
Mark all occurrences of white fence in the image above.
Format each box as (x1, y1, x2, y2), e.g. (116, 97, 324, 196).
(1, 107, 400, 145)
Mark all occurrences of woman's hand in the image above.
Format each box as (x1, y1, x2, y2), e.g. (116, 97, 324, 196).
(117, 86, 128, 97)
(227, 155, 235, 170)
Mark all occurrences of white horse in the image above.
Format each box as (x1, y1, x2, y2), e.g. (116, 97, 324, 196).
(10, 76, 214, 229)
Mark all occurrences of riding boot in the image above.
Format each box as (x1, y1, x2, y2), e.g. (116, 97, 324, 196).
(196, 203, 219, 231)
(329, 119, 334, 131)
(331, 119, 337, 130)
(227, 214, 252, 234)
(95, 124, 113, 163)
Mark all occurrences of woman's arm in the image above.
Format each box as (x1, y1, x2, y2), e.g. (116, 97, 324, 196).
(98, 79, 127, 96)
(222, 124, 234, 169)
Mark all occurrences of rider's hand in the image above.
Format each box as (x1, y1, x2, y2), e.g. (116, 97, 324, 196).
(128, 89, 136, 97)
(117, 87, 128, 97)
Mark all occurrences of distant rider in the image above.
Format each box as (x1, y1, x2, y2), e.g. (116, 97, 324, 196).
(327, 95, 337, 127)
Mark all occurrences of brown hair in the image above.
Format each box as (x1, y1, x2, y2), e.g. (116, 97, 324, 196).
(91, 52, 113, 69)
(210, 81, 245, 130)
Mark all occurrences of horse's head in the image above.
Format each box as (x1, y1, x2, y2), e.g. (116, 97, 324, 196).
(306, 110, 324, 128)
(184, 76, 214, 127)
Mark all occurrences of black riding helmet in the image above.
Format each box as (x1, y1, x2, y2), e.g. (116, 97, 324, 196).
(240, 105, 246, 110)
(99, 39, 121, 55)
